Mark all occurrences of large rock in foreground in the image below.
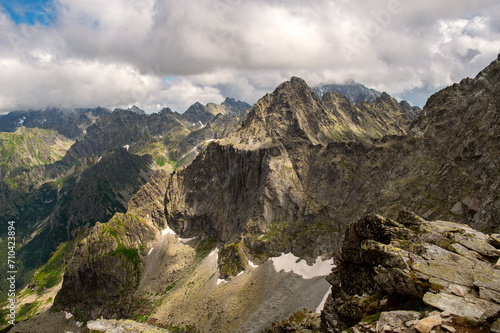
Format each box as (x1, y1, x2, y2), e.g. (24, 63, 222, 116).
(321, 211, 500, 332)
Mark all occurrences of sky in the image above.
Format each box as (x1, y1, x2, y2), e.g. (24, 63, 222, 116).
(0, 0, 499, 113)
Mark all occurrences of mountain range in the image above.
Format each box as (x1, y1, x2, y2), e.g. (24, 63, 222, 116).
(1, 57, 499, 333)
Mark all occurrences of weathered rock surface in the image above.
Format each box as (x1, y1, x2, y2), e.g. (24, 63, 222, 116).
(321, 212, 500, 332)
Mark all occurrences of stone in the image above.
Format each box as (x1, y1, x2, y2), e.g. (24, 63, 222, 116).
(491, 318, 500, 333)
(441, 325, 456, 333)
(414, 316, 442, 333)
(376, 311, 421, 332)
(423, 292, 500, 322)
(440, 311, 451, 318)
(447, 283, 471, 297)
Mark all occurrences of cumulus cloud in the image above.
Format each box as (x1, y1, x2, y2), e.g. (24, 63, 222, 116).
(0, 0, 499, 112)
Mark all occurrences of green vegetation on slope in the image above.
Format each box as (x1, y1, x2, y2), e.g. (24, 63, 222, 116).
(0, 127, 74, 183)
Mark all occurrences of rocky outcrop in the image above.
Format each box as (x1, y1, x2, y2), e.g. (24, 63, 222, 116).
(321, 211, 500, 332)
(263, 309, 322, 333)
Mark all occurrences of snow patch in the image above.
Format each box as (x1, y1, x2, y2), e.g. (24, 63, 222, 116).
(192, 123, 196, 126)
(182, 146, 198, 159)
(147, 247, 154, 256)
(123, 144, 130, 151)
(198, 121, 205, 128)
(316, 288, 332, 313)
(64, 311, 73, 320)
(208, 248, 219, 257)
(248, 260, 258, 268)
(217, 278, 227, 285)
(161, 226, 177, 237)
(271, 253, 334, 279)
(98, 156, 102, 162)
(236, 271, 244, 277)
(180, 237, 196, 243)
(205, 139, 215, 143)
(18, 116, 26, 125)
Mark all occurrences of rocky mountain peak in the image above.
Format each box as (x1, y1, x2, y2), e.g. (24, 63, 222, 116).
(313, 80, 382, 104)
(236, 76, 339, 146)
(128, 105, 146, 115)
(221, 97, 252, 113)
(235, 76, 418, 148)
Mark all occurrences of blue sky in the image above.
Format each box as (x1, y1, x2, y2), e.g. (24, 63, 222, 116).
(0, 0, 499, 113)
(1, 0, 56, 25)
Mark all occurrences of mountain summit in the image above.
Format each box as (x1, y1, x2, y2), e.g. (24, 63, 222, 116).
(234, 76, 417, 147)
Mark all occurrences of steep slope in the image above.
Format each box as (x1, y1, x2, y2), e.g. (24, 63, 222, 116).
(15, 148, 154, 276)
(0, 97, 250, 303)
(206, 97, 253, 116)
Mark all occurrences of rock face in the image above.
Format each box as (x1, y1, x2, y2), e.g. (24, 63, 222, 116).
(321, 211, 500, 332)
(0, 98, 250, 300)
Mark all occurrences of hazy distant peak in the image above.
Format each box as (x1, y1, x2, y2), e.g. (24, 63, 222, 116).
(313, 81, 382, 105)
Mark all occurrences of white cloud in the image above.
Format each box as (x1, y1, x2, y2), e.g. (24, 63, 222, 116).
(0, 58, 162, 111)
(0, 0, 499, 111)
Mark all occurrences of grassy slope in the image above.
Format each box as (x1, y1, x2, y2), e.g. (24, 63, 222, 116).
(0, 127, 74, 183)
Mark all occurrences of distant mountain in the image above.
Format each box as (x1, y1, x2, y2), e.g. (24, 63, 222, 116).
(313, 80, 382, 104)
(0, 107, 110, 139)
(0, 127, 73, 180)
(0, 97, 251, 304)
(113, 105, 146, 115)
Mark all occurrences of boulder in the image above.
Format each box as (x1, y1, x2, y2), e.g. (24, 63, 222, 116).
(321, 212, 500, 332)
(376, 311, 421, 333)
(414, 316, 442, 333)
